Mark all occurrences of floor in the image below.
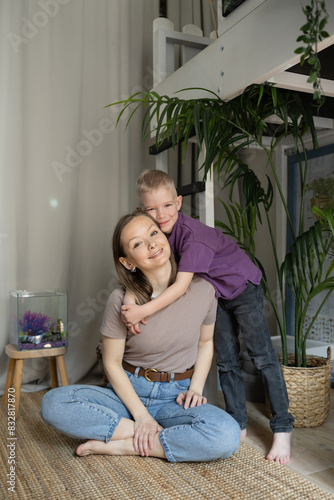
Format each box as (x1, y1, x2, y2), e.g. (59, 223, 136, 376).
(218, 389, 334, 495)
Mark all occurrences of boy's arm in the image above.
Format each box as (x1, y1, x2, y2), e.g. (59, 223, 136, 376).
(122, 290, 147, 335)
(121, 271, 194, 326)
(176, 322, 214, 409)
(123, 290, 136, 305)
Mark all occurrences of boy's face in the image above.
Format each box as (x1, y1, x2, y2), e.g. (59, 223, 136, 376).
(140, 187, 182, 235)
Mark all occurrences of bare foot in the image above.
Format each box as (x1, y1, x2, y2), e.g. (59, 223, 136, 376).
(266, 432, 291, 464)
(240, 429, 247, 439)
(76, 432, 166, 460)
(76, 438, 135, 457)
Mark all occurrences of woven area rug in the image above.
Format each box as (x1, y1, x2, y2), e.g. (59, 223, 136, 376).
(1, 391, 333, 500)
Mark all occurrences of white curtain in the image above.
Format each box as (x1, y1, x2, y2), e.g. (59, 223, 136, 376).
(0, 0, 214, 394)
(0, 0, 160, 393)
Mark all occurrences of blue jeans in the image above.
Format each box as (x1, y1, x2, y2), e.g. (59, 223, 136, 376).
(214, 282, 294, 433)
(41, 370, 240, 463)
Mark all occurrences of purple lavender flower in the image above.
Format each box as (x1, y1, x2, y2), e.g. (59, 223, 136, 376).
(19, 310, 55, 336)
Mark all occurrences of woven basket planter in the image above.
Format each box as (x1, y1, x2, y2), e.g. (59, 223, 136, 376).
(267, 346, 332, 428)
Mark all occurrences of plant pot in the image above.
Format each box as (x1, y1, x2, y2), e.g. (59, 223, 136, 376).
(266, 347, 332, 427)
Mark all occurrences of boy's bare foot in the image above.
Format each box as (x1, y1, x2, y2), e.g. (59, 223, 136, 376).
(266, 432, 291, 464)
(240, 429, 247, 439)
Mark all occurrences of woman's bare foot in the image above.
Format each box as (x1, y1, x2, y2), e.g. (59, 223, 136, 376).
(266, 432, 291, 464)
(240, 428, 247, 439)
(76, 433, 166, 460)
(76, 438, 136, 457)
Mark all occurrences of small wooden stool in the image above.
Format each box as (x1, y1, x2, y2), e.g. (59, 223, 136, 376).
(3, 344, 69, 418)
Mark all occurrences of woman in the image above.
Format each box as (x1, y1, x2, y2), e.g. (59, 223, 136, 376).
(41, 211, 240, 462)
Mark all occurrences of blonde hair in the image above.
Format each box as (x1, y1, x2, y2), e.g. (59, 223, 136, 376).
(136, 169, 177, 203)
(112, 210, 177, 305)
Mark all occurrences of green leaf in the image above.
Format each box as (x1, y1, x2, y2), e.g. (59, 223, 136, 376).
(142, 101, 160, 140)
(220, 201, 235, 234)
(300, 22, 311, 32)
(326, 260, 334, 279)
(257, 84, 264, 106)
(319, 18, 327, 30)
(294, 46, 306, 54)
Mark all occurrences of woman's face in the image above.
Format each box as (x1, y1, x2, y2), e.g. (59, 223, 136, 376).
(119, 215, 171, 274)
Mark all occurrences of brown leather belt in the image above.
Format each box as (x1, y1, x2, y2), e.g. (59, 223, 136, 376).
(122, 360, 194, 382)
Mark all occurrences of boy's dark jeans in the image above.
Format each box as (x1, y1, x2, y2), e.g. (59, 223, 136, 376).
(214, 282, 294, 433)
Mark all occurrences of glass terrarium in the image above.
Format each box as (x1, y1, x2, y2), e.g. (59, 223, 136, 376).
(10, 290, 68, 350)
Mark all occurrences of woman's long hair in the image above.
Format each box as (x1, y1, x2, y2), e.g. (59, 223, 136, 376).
(112, 211, 177, 305)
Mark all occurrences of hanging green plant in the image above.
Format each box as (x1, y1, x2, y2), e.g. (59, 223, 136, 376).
(294, 0, 330, 102)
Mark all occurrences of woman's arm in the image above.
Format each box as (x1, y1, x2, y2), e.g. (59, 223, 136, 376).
(176, 323, 215, 409)
(121, 271, 194, 326)
(102, 335, 161, 456)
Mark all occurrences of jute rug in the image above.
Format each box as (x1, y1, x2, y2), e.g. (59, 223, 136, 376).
(1, 391, 333, 500)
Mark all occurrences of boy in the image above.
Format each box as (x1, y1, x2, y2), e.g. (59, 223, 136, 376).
(122, 169, 294, 464)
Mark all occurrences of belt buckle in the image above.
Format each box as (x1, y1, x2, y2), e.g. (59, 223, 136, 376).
(144, 368, 158, 382)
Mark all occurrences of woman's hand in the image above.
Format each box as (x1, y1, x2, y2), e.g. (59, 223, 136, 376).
(121, 304, 148, 332)
(133, 415, 163, 457)
(176, 390, 207, 410)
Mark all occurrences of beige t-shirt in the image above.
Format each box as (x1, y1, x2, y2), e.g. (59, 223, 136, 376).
(100, 277, 217, 373)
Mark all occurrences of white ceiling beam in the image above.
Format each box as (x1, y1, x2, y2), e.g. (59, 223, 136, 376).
(268, 73, 334, 98)
(313, 117, 334, 130)
(153, 0, 334, 101)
